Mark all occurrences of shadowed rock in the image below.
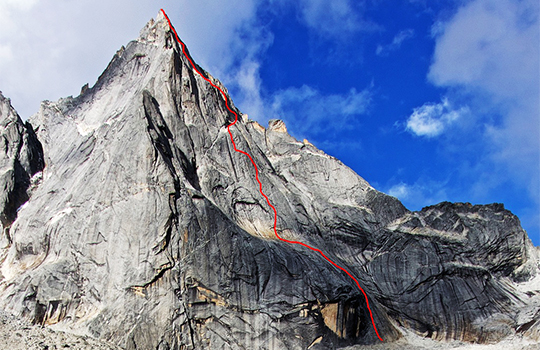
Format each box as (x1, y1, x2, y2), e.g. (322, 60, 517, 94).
(0, 92, 43, 249)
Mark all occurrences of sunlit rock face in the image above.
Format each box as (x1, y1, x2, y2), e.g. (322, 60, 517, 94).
(0, 12, 538, 350)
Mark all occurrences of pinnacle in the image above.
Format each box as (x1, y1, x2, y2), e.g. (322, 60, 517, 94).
(0, 91, 20, 124)
(137, 11, 172, 44)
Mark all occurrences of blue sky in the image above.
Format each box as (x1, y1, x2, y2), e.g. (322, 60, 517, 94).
(0, 0, 538, 244)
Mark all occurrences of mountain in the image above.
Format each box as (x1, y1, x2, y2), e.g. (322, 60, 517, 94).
(0, 11, 539, 350)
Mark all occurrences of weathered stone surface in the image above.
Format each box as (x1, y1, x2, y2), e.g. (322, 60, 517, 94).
(0, 309, 121, 350)
(0, 11, 538, 350)
(0, 92, 43, 252)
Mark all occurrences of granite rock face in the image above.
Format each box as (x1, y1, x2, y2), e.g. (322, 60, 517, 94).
(0, 93, 43, 251)
(0, 12, 539, 350)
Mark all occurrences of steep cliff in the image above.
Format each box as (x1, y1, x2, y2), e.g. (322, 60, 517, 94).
(0, 93, 43, 243)
(0, 11, 538, 350)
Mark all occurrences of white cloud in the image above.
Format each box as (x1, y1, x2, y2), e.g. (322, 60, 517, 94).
(234, 60, 266, 121)
(376, 29, 414, 56)
(406, 98, 468, 137)
(388, 183, 410, 199)
(428, 0, 539, 211)
(429, 0, 539, 102)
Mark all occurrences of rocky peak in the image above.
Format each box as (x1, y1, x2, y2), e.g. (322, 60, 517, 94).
(0, 12, 538, 350)
(137, 11, 170, 44)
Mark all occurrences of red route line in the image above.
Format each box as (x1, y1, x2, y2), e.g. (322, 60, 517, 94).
(160, 8, 383, 342)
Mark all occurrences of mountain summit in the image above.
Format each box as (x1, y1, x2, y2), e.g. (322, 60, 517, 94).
(0, 11, 539, 350)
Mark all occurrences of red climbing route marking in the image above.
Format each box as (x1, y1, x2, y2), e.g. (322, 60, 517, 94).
(160, 8, 384, 342)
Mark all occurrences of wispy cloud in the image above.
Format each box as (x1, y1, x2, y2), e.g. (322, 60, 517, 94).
(385, 179, 449, 211)
(232, 60, 266, 121)
(376, 29, 415, 56)
(388, 183, 410, 199)
(429, 0, 539, 157)
(409, 0, 539, 238)
(431, 0, 540, 193)
(280, 0, 381, 39)
(269, 85, 372, 139)
(298, 0, 360, 37)
(405, 98, 468, 137)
